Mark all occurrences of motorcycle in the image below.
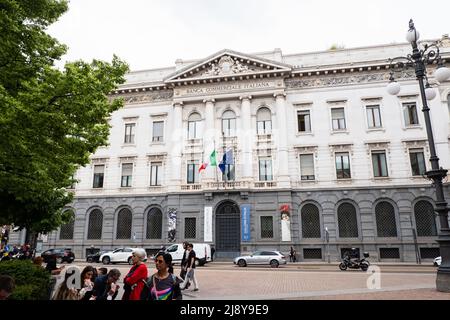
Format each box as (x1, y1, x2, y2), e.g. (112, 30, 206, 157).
(339, 251, 370, 271)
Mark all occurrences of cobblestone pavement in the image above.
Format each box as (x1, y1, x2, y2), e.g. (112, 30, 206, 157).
(55, 261, 450, 300)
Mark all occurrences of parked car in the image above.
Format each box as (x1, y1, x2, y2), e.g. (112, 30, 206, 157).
(434, 256, 442, 266)
(99, 247, 147, 265)
(234, 251, 287, 268)
(41, 248, 75, 263)
(164, 243, 212, 266)
(86, 250, 111, 263)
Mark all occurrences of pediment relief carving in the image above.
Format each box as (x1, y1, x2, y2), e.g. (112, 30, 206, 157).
(202, 55, 259, 77)
(165, 50, 292, 83)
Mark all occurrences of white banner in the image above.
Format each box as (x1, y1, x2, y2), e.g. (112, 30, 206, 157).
(281, 212, 291, 242)
(204, 207, 213, 242)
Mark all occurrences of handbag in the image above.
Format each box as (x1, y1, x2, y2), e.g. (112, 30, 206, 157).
(186, 269, 194, 279)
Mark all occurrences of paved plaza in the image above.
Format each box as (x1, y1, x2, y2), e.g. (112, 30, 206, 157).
(58, 261, 450, 300)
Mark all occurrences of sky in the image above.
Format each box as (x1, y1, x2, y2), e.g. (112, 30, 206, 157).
(47, 0, 450, 71)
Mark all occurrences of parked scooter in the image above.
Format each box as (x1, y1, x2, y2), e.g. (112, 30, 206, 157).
(339, 250, 370, 271)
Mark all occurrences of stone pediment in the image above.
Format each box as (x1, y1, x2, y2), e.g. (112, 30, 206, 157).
(164, 49, 292, 84)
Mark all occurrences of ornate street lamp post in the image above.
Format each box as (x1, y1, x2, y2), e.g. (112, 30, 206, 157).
(387, 19, 450, 292)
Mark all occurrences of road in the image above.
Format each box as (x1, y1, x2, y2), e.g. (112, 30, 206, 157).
(49, 260, 450, 300)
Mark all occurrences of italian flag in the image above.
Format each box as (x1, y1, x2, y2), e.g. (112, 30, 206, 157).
(199, 150, 217, 173)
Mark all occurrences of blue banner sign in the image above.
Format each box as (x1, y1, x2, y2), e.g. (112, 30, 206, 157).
(241, 204, 251, 241)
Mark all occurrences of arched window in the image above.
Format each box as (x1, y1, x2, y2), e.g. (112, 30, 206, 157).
(257, 107, 272, 135)
(338, 203, 358, 238)
(188, 112, 202, 139)
(146, 208, 163, 239)
(59, 210, 75, 240)
(222, 110, 236, 137)
(87, 209, 103, 240)
(414, 200, 437, 237)
(375, 201, 397, 237)
(116, 208, 132, 239)
(301, 204, 321, 238)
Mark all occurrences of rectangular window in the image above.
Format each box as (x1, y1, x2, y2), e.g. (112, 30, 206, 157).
(188, 121, 202, 139)
(152, 121, 164, 142)
(222, 164, 235, 181)
(187, 163, 199, 184)
(297, 110, 311, 132)
(93, 165, 104, 188)
(335, 152, 351, 179)
(150, 162, 162, 186)
(300, 154, 315, 180)
(222, 118, 236, 137)
(331, 108, 346, 130)
(185, 218, 196, 239)
(259, 158, 273, 181)
(403, 102, 419, 126)
(366, 105, 382, 128)
(121, 163, 133, 187)
(260, 216, 274, 238)
(124, 123, 135, 144)
(409, 149, 426, 176)
(257, 120, 272, 135)
(372, 151, 388, 177)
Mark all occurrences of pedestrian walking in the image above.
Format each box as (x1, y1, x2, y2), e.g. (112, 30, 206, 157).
(122, 249, 148, 300)
(180, 241, 189, 280)
(180, 243, 199, 291)
(289, 246, 297, 262)
(140, 252, 182, 300)
(91, 269, 121, 300)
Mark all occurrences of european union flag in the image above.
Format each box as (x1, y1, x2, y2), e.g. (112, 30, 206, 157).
(218, 149, 233, 173)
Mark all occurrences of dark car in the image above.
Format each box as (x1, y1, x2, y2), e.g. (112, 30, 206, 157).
(86, 250, 110, 263)
(41, 248, 75, 263)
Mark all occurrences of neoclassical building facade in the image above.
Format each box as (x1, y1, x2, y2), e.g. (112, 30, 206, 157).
(12, 37, 450, 261)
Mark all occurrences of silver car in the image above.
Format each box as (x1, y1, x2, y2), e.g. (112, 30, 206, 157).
(234, 250, 287, 268)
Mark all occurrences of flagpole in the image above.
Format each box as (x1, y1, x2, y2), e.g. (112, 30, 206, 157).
(222, 132, 227, 189)
(214, 140, 219, 190)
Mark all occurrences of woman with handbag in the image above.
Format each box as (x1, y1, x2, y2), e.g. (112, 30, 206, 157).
(140, 252, 182, 300)
(122, 249, 148, 300)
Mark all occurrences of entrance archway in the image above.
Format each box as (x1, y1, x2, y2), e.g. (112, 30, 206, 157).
(215, 201, 240, 259)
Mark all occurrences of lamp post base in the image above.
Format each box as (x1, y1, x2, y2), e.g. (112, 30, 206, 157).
(436, 233, 450, 292)
(436, 271, 450, 292)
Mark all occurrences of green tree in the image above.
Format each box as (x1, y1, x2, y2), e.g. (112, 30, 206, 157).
(0, 0, 129, 236)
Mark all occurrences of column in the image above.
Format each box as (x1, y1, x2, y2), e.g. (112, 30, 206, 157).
(169, 101, 183, 191)
(203, 98, 216, 182)
(239, 95, 253, 182)
(274, 92, 290, 186)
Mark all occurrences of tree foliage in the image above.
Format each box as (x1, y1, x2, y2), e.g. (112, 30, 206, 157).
(0, 0, 129, 233)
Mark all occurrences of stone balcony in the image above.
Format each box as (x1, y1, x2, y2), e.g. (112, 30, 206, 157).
(254, 181, 277, 188)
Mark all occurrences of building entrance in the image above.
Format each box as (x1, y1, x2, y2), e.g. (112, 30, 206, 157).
(215, 201, 240, 259)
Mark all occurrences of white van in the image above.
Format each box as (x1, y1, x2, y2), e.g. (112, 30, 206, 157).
(165, 243, 212, 266)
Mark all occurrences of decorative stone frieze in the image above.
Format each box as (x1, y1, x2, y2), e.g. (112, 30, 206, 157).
(285, 71, 416, 89)
(117, 90, 174, 104)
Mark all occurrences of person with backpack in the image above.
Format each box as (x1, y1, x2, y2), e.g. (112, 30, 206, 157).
(122, 249, 148, 300)
(140, 252, 182, 300)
